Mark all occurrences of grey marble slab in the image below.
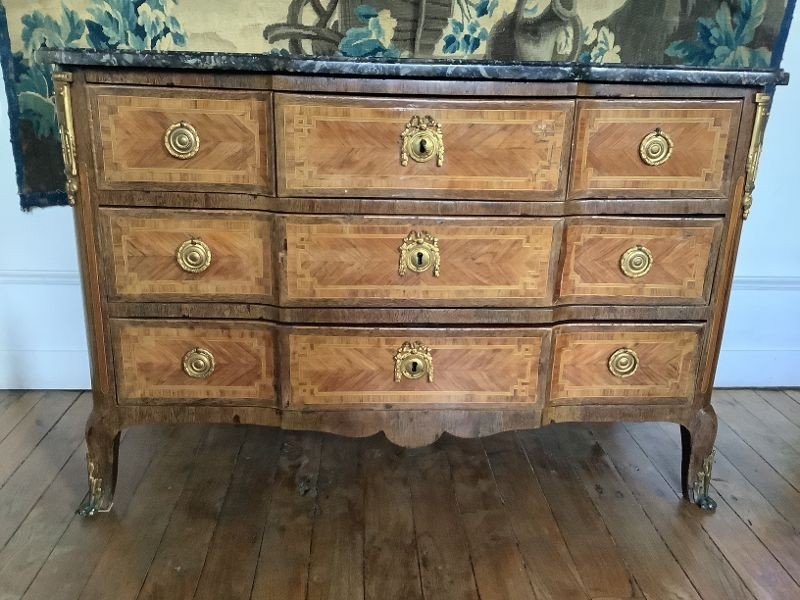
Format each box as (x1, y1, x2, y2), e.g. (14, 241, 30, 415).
(36, 48, 789, 87)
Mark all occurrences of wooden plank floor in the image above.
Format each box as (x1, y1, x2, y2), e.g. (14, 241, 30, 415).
(0, 389, 798, 600)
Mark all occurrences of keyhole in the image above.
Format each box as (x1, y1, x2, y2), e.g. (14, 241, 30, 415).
(419, 138, 428, 154)
(411, 361, 419, 373)
(416, 251, 425, 267)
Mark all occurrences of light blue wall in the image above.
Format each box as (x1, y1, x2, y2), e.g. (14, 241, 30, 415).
(715, 27, 800, 386)
(0, 89, 88, 388)
(0, 33, 797, 389)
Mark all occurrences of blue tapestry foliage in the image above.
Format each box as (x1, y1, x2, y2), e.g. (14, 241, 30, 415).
(15, 0, 187, 140)
(86, 0, 186, 51)
(666, 0, 771, 67)
(338, 4, 400, 58)
(441, 0, 499, 55)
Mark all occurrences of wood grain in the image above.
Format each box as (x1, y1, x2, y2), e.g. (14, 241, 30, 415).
(549, 324, 702, 405)
(558, 217, 722, 305)
(570, 100, 741, 198)
(276, 94, 573, 199)
(89, 85, 272, 192)
(287, 328, 545, 408)
(113, 320, 276, 405)
(281, 216, 558, 305)
(5, 391, 800, 600)
(100, 208, 273, 302)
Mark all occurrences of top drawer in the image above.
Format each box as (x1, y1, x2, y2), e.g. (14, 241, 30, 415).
(275, 94, 573, 200)
(89, 86, 273, 193)
(569, 100, 741, 199)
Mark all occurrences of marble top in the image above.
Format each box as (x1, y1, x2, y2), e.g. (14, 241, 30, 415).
(36, 48, 789, 87)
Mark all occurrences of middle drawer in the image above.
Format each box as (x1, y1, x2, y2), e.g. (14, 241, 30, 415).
(99, 209, 723, 307)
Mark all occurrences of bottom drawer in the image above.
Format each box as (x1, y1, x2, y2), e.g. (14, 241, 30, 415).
(286, 328, 546, 408)
(110, 319, 702, 410)
(549, 324, 702, 405)
(113, 320, 276, 405)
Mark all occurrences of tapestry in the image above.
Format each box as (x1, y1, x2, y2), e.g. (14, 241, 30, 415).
(0, 0, 795, 209)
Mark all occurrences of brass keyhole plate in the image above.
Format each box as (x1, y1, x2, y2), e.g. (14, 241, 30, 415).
(393, 341, 434, 383)
(400, 115, 444, 167)
(399, 231, 440, 277)
(401, 357, 427, 380)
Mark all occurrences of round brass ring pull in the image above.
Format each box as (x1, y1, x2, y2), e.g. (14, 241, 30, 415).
(640, 128, 673, 166)
(182, 347, 215, 379)
(394, 341, 434, 383)
(608, 348, 639, 378)
(176, 238, 212, 273)
(165, 121, 200, 159)
(620, 245, 653, 278)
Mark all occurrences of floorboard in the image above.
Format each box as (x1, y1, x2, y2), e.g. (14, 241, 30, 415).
(0, 389, 797, 600)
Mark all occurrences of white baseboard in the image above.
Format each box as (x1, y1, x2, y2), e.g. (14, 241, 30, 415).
(731, 275, 800, 291)
(0, 269, 81, 286)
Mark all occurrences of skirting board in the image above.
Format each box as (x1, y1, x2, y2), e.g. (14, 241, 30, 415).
(0, 272, 798, 389)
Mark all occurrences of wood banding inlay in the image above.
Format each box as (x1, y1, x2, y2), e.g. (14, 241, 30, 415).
(113, 320, 276, 405)
(570, 100, 740, 198)
(549, 325, 702, 405)
(90, 86, 272, 192)
(276, 94, 573, 200)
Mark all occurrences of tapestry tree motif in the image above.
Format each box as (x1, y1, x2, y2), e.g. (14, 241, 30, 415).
(0, 0, 792, 208)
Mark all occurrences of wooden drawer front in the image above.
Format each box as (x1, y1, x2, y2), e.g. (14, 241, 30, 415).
(282, 217, 557, 305)
(276, 94, 573, 199)
(90, 86, 272, 192)
(550, 325, 702, 405)
(100, 209, 273, 302)
(570, 101, 740, 198)
(287, 329, 545, 407)
(113, 320, 275, 405)
(558, 218, 722, 305)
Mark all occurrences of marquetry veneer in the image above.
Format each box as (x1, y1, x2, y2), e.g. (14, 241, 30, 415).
(49, 60, 778, 516)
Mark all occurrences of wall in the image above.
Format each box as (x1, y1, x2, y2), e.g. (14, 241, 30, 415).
(0, 94, 88, 388)
(715, 28, 800, 387)
(0, 37, 798, 389)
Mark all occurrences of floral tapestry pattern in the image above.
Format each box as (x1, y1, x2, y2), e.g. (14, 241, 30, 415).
(0, 0, 794, 208)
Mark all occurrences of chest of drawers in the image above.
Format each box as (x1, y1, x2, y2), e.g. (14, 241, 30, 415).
(41, 50, 784, 516)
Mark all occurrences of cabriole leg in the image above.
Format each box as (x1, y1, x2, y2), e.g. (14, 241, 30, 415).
(680, 406, 718, 511)
(77, 413, 120, 517)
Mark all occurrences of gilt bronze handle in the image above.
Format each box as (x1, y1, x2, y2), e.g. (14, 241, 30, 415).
(620, 245, 653, 278)
(639, 128, 673, 166)
(182, 347, 215, 379)
(176, 238, 212, 273)
(165, 121, 200, 159)
(608, 348, 639, 379)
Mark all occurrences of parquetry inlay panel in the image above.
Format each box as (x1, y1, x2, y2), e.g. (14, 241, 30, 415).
(288, 331, 545, 406)
(558, 219, 722, 304)
(282, 217, 557, 304)
(91, 87, 271, 191)
(550, 326, 702, 404)
(276, 94, 573, 199)
(101, 209, 273, 301)
(114, 320, 275, 404)
(569, 100, 740, 197)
